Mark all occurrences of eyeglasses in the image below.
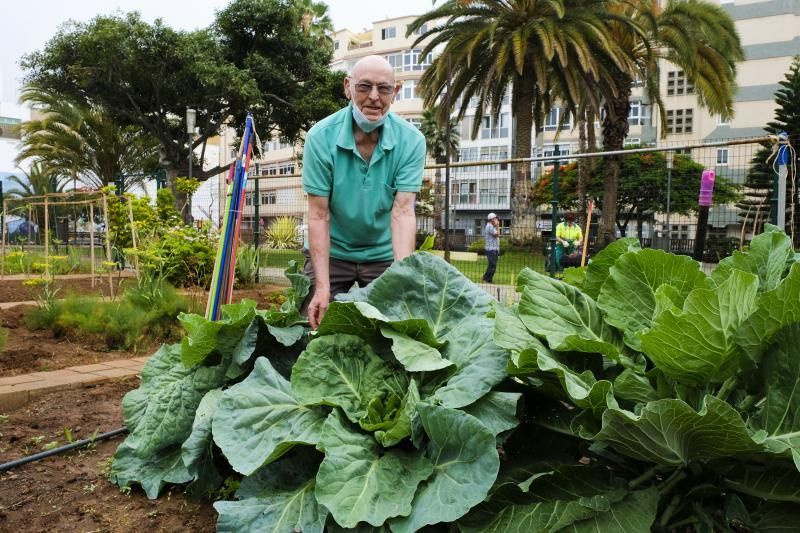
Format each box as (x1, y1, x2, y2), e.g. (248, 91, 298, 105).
(353, 82, 395, 96)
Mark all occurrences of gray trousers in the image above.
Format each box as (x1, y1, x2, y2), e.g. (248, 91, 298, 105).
(301, 249, 392, 313)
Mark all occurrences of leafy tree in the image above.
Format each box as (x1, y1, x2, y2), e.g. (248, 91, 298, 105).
(741, 55, 800, 242)
(22, 1, 345, 198)
(16, 84, 159, 190)
(593, 0, 743, 248)
(409, 0, 636, 244)
(532, 150, 740, 236)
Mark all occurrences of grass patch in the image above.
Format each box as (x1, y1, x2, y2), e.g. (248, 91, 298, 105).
(256, 247, 545, 286)
(450, 250, 547, 285)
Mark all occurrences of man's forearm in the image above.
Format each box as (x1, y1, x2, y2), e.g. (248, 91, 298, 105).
(391, 208, 416, 261)
(308, 214, 330, 290)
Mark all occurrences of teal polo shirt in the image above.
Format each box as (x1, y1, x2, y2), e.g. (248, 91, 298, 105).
(302, 105, 426, 263)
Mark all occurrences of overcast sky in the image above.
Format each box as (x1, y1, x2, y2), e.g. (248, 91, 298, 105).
(1, 0, 437, 104)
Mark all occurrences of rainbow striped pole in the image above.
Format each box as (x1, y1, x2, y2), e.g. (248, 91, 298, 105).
(206, 114, 256, 321)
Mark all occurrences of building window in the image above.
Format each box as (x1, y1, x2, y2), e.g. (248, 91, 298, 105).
(381, 27, 396, 40)
(665, 108, 693, 134)
(543, 108, 571, 132)
(245, 192, 253, 207)
(480, 145, 509, 170)
(401, 80, 419, 100)
(386, 53, 402, 72)
(631, 73, 644, 88)
(624, 138, 641, 147)
(406, 118, 422, 129)
(261, 191, 276, 205)
(412, 24, 427, 35)
(667, 71, 694, 96)
(628, 100, 650, 126)
(717, 115, 730, 126)
(0, 116, 21, 139)
(278, 163, 295, 175)
(264, 139, 292, 152)
(402, 49, 432, 71)
(716, 148, 729, 166)
(480, 113, 510, 139)
(453, 182, 477, 204)
(334, 41, 340, 50)
(459, 147, 479, 162)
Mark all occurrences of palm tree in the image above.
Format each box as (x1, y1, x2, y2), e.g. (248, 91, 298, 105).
(420, 106, 460, 164)
(593, 0, 743, 247)
(294, 0, 333, 45)
(16, 84, 159, 191)
(6, 163, 65, 198)
(420, 106, 461, 241)
(409, 0, 637, 244)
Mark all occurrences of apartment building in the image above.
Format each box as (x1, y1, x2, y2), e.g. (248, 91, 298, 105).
(250, 1, 798, 242)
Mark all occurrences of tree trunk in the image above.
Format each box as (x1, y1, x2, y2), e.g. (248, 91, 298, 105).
(599, 69, 633, 250)
(160, 149, 191, 225)
(510, 73, 536, 246)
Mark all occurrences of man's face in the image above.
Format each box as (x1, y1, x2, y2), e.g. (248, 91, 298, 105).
(345, 64, 401, 121)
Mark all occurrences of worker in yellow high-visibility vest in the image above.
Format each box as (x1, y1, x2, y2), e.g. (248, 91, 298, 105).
(555, 212, 583, 271)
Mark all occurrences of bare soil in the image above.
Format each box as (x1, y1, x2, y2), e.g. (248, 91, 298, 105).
(0, 377, 218, 532)
(0, 283, 288, 377)
(0, 276, 128, 303)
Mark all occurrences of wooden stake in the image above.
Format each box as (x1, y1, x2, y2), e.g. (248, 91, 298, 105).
(739, 204, 752, 252)
(102, 194, 114, 299)
(127, 198, 139, 276)
(89, 203, 96, 288)
(44, 194, 50, 279)
(581, 201, 593, 267)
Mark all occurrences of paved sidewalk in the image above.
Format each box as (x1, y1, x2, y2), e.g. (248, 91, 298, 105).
(0, 357, 148, 411)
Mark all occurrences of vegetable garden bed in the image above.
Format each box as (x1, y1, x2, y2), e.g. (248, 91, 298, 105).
(0, 284, 286, 377)
(0, 377, 216, 531)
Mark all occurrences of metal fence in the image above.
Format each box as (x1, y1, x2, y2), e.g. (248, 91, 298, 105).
(188, 135, 794, 285)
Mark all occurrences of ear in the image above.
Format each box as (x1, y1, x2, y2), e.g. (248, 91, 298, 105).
(344, 77, 352, 100)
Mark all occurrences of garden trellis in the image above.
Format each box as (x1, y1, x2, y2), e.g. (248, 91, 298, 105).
(0, 190, 130, 295)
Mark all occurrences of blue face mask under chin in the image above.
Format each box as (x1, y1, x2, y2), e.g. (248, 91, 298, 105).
(351, 102, 387, 133)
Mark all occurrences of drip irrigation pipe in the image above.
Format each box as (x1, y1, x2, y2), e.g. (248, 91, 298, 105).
(0, 427, 128, 473)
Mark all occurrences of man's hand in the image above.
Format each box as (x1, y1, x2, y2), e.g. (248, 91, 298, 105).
(307, 194, 331, 329)
(308, 287, 330, 329)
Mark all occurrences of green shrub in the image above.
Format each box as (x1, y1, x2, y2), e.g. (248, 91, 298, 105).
(467, 238, 511, 254)
(0, 326, 7, 353)
(143, 226, 217, 288)
(266, 216, 300, 249)
(235, 244, 260, 288)
(25, 274, 187, 351)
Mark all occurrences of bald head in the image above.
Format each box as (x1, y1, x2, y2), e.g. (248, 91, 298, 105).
(350, 55, 395, 84)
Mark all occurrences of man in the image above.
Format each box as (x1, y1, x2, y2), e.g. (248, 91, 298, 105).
(301, 55, 426, 328)
(555, 212, 583, 270)
(482, 213, 500, 283)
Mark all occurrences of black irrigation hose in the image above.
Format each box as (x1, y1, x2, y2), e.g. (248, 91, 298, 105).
(0, 427, 128, 473)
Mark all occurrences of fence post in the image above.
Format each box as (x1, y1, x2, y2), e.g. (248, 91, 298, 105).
(253, 164, 260, 284)
(548, 145, 560, 277)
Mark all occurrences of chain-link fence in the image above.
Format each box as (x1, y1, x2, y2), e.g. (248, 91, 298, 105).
(187, 134, 795, 286)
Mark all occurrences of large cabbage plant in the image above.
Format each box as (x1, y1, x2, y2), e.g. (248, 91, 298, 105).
(109, 254, 517, 531)
(470, 224, 800, 531)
